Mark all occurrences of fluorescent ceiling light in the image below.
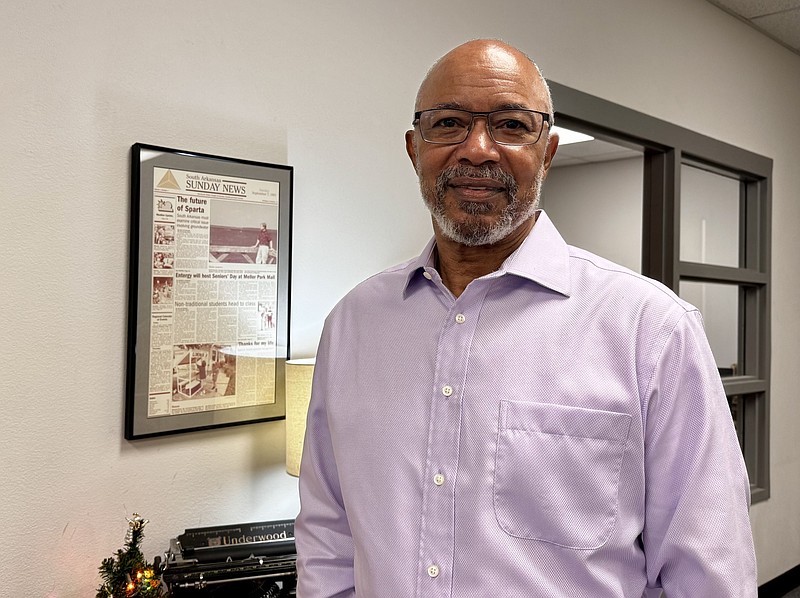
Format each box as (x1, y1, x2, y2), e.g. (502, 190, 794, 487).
(551, 126, 594, 145)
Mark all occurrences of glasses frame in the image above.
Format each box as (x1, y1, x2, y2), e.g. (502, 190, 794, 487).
(413, 108, 552, 146)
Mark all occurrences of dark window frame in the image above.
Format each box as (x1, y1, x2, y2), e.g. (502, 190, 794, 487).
(550, 82, 772, 502)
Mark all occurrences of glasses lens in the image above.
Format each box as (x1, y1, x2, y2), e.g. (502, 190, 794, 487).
(418, 109, 544, 145)
(488, 110, 543, 144)
(419, 110, 471, 143)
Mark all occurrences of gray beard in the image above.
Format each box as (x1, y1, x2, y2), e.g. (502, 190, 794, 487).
(419, 163, 544, 247)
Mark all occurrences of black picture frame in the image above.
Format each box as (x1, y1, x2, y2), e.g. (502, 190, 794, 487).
(125, 143, 292, 439)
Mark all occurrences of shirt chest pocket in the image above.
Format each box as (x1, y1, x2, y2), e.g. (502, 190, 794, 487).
(493, 400, 632, 550)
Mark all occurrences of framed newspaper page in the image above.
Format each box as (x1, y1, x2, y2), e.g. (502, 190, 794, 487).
(125, 143, 292, 439)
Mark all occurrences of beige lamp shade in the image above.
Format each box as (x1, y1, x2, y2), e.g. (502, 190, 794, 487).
(285, 358, 315, 476)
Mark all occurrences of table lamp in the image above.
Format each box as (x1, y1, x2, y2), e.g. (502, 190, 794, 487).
(285, 358, 315, 476)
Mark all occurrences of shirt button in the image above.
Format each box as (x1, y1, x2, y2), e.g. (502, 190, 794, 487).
(441, 385, 453, 397)
(423, 271, 432, 280)
(455, 313, 466, 324)
(433, 473, 445, 486)
(427, 565, 440, 578)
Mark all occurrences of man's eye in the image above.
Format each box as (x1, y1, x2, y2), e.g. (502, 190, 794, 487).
(434, 117, 465, 128)
(495, 119, 530, 131)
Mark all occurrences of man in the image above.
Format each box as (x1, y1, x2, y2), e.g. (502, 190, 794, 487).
(296, 40, 756, 597)
(255, 222, 275, 264)
(196, 355, 207, 394)
(211, 358, 220, 392)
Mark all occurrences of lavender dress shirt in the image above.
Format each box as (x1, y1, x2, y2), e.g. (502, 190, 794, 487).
(296, 211, 756, 598)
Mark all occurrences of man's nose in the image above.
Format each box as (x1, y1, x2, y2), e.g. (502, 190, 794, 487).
(454, 116, 501, 164)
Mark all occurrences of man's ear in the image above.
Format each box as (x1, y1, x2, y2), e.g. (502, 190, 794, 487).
(542, 130, 559, 176)
(405, 130, 418, 170)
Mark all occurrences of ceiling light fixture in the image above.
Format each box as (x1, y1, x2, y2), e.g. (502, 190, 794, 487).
(551, 126, 594, 145)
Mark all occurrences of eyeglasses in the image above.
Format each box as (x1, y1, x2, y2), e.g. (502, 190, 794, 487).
(413, 108, 551, 146)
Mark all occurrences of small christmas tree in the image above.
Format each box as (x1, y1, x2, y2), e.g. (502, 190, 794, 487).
(96, 514, 163, 597)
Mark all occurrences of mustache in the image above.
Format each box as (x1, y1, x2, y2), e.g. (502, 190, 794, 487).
(435, 165, 518, 197)
(437, 164, 516, 186)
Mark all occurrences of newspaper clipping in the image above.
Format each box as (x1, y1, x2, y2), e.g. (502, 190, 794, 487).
(146, 167, 281, 419)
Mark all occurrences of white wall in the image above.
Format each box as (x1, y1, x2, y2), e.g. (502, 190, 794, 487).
(2, 1, 799, 594)
(543, 157, 643, 273)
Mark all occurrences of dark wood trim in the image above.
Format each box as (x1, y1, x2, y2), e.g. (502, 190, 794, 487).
(678, 262, 769, 285)
(549, 81, 772, 177)
(721, 377, 767, 395)
(641, 149, 678, 287)
(759, 563, 800, 597)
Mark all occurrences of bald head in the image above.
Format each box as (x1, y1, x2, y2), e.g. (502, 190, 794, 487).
(415, 40, 554, 122)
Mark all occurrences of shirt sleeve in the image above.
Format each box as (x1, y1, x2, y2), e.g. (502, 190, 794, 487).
(642, 310, 757, 597)
(295, 324, 357, 598)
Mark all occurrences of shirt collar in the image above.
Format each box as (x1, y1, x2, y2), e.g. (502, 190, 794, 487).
(403, 210, 572, 297)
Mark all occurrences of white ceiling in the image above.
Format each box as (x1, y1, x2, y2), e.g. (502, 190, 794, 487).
(551, 138, 641, 168)
(705, 0, 800, 55)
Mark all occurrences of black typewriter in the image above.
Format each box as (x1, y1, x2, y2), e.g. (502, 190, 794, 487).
(158, 519, 296, 597)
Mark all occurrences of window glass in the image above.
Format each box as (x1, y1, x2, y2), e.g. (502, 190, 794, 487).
(679, 164, 740, 268)
(679, 280, 739, 375)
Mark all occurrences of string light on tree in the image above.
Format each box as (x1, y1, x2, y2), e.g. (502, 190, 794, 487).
(96, 513, 162, 597)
